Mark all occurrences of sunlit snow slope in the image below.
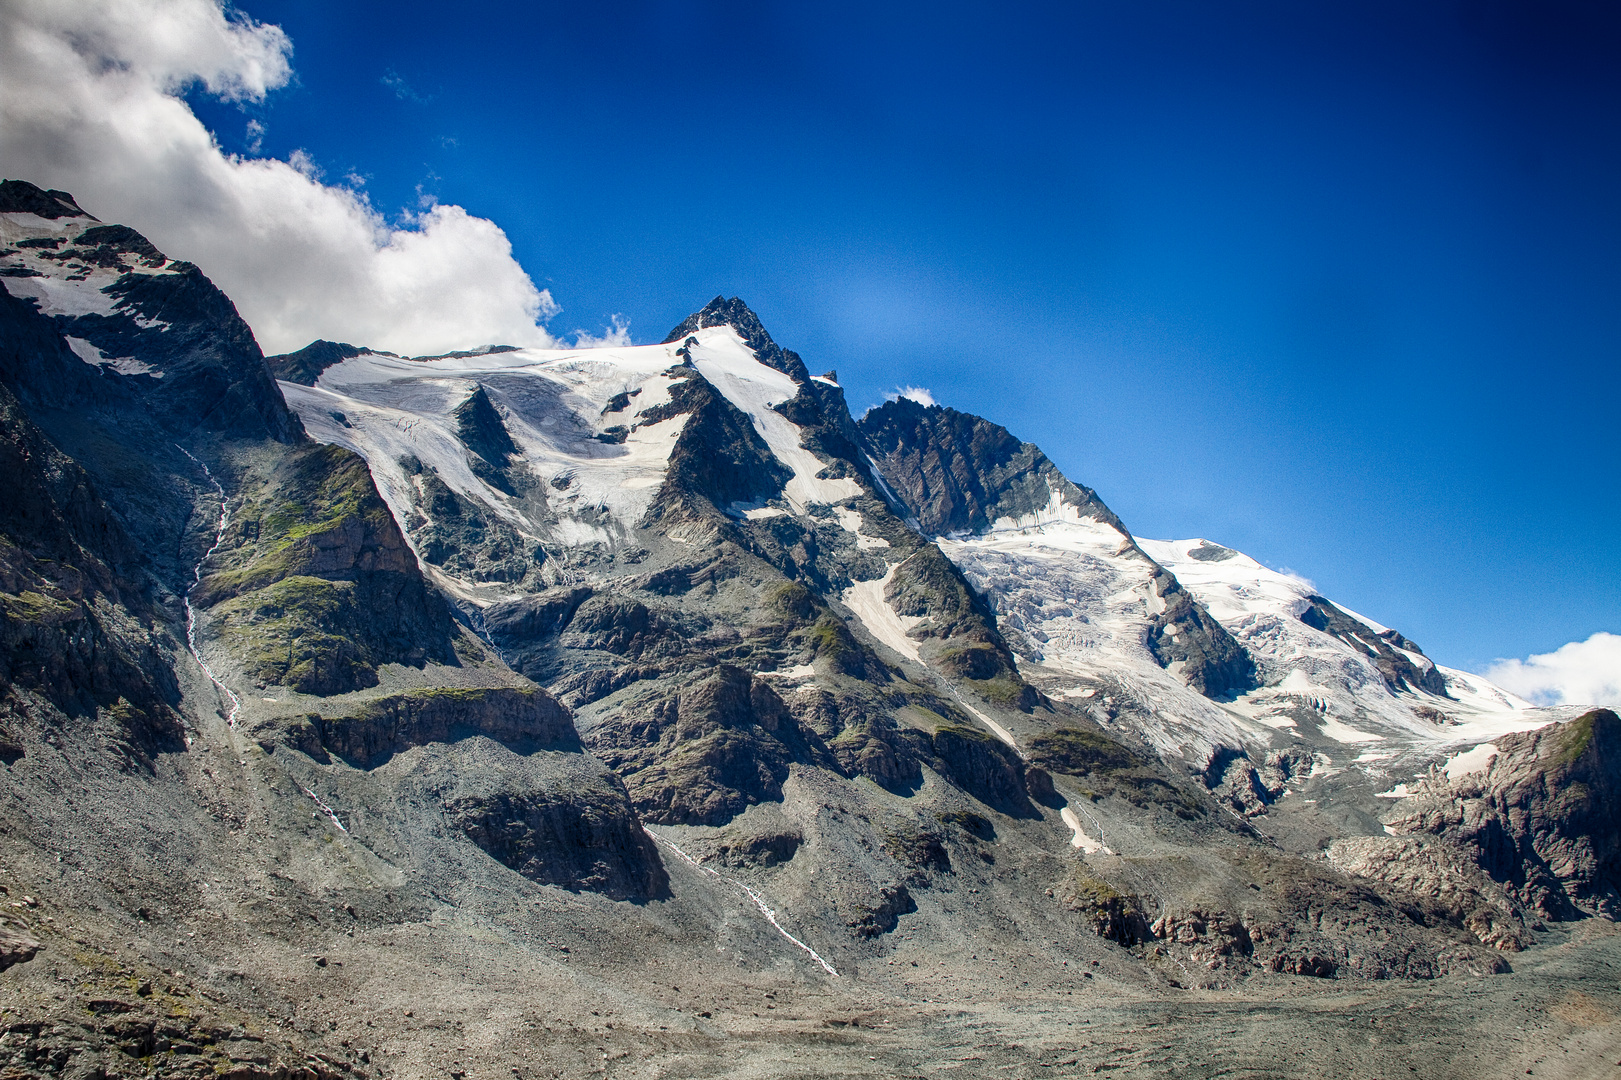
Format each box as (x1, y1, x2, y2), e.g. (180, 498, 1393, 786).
(857, 396, 1560, 771)
(280, 325, 877, 605)
(945, 504, 1559, 766)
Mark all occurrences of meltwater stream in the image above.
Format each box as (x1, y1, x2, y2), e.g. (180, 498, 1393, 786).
(176, 446, 243, 728)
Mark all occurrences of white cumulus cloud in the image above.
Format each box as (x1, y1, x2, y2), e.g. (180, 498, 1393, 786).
(1485, 632, 1621, 709)
(0, 0, 561, 356)
(889, 385, 937, 407)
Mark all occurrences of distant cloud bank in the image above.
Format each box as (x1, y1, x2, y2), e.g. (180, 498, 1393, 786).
(0, 0, 561, 356)
(1485, 631, 1621, 709)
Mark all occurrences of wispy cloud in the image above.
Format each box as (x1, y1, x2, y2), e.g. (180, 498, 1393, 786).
(0, 0, 560, 355)
(573, 315, 632, 349)
(1485, 631, 1621, 708)
(381, 68, 432, 103)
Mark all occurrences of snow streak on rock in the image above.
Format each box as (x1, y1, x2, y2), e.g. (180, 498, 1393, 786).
(299, 785, 347, 833)
(646, 829, 838, 977)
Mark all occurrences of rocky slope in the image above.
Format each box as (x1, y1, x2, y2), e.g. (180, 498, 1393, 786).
(0, 181, 1615, 1079)
(1331, 708, 1621, 936)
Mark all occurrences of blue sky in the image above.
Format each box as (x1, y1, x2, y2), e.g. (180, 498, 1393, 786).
(27, 1, 1621, 675)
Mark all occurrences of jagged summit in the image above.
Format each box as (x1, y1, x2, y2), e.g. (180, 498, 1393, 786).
(0, 178, 95, 220)
(860, 396, 1124, 537)
(664, 296, 811, 381)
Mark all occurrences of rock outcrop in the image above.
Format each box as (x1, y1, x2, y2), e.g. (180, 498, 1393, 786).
(260, 686, 576, 767)
(1375, 710, 1621, 921)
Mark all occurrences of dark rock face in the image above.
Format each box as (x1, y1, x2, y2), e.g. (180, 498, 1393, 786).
(0, 916, 40, 972)
(264, 686, 576, 768)
(845, 883, 916, 938)
(0, 384, 183, 754)
(0, 179, 93, 219)
(406, 463, 545, 586)
(454, 384, 519, 470)
(1299, 596, 1449, 697)
(1061, 870, 1153, 947)
(1143, 569, 1257, 699)
(858, 397, 1121, 536)
(787, 685, 926, 793)
(647, 367, 793, 519)
(1381, 709, 1621, 920)
(445, 771, 668, 902)
(265, 340, 368, 386)
(0, 197, 300, 445)
(691, 828, 803, 869)
(928, 725, 1033, 817)
(585, 665, 834, 826)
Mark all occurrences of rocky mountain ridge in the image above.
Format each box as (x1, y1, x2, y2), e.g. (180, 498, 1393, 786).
(0, 180, 1613, 1080)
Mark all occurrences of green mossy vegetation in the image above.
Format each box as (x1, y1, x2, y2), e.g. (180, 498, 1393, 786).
(1027, 727, 1147, 776)
(809, 615, 862, 673)
(1553, 709, 1608, 768)
(935, 809, 995, 839)
(1030, 727, 1207, 820)
(215, 575, 377, 695)
(1063, 869, 1125, 906)
(195, 443, 449, 696)
(200, 444, 392, 606)
(965, 674, 1028, 709)
(0, 589, 77, 623)
(770, 581, 816, 620)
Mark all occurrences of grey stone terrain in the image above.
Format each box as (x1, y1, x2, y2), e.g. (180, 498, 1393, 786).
(0, 181, 1617, 1079)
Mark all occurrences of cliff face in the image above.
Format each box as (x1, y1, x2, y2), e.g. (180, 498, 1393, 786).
(1383, 709, 1621, 921)
(0, 382, 183, 760)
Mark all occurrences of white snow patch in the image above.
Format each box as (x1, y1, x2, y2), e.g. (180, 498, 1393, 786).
(841, 565, 923, 664)
(951, 695, 1020, 751)
(760, 664, 816, 681)
(1442, 742, 1499, 780)
(3, 274, 123, 319)
(64, 336, 159, 376)
(1060, 807, 1106, 854)
(1317, 716, 1384, 744)
(832, 505, 889, 549)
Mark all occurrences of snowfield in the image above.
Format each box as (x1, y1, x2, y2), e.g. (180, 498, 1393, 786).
(941, 503, 1562, 768)
(282, 326, 882, 602)
(0, 210, 182, 333)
